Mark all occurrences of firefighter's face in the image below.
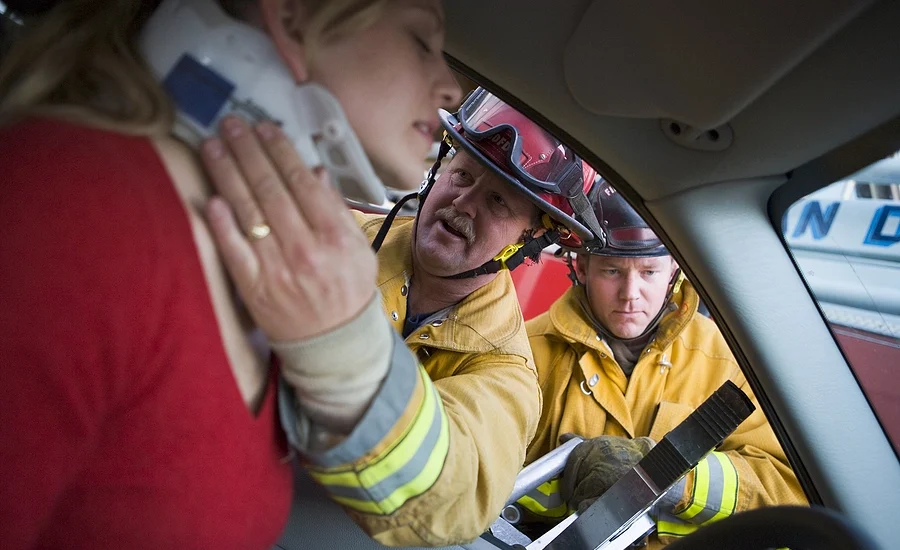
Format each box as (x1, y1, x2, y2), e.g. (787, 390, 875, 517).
(414, 150, 541, 277)
(576, 254, 679, 339)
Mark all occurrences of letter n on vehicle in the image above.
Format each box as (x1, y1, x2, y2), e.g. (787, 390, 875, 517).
(792, 201, 840, 240)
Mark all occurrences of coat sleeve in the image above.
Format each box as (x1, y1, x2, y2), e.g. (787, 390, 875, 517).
(295, 348, 541, 547)
(656, 376, 807, 541)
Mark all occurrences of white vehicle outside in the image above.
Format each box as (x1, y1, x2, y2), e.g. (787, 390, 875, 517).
(784, 154, 900, 340)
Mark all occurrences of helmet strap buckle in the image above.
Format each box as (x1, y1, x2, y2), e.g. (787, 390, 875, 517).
(541, 214, 557, 230)
(671, 270, 686, 294)
(493, 243, 525, 270)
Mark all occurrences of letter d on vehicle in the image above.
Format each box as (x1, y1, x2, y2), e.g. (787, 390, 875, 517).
(864, 205, 900, 247)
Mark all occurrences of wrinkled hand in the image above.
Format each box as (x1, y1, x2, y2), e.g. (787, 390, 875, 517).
(562, 435, 656, 514)
(201, 116, 377, 342)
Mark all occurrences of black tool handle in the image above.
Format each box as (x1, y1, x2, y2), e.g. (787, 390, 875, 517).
(640, 380, 755, 490)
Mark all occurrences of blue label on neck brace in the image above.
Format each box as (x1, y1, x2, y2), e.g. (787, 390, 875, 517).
(162, 54, 234, 129)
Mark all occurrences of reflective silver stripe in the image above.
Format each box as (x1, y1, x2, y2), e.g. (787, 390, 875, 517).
(320, 379, 445, 503)
(292, 331, 419, 467)
(657, 476, 688, 512)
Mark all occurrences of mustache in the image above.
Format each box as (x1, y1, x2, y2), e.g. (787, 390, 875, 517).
(434, 206, 475, 245)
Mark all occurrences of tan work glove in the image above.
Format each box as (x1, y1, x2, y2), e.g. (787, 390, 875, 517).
(562, 435, 656, 514)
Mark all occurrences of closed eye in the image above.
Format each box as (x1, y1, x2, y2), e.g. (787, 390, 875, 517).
(412, 33, 432, 54)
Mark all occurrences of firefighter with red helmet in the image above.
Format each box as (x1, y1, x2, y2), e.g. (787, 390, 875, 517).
(328, 87, 606, 544)
(519, 180, 806, 548)
(193, 83, 605, 545)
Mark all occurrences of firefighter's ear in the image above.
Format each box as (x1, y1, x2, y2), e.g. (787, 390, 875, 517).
(260, 0, 311, 83)
(574, 253, 589, 285)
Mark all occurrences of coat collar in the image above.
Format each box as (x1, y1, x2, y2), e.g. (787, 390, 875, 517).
(366, 215, 529, 355)
(548, 281, 700, 354)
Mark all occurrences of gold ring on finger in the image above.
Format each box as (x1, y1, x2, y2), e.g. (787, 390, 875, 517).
(248, 223, 272, 241)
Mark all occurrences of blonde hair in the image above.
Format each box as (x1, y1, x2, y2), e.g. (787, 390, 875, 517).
(301, 0, 388, 61)
(0, 0, 388, 135)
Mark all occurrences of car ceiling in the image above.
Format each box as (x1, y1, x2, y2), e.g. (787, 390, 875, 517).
(443, 0, 900, 201)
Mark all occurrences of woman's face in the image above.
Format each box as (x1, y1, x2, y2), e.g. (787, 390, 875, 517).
(269, 0, 462, 190)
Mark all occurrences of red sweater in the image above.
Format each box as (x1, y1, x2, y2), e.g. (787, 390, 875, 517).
(0, 119, 292, 549)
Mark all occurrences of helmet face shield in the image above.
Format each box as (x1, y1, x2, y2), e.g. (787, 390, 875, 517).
(606, 226, 665, 253)
(576, 179, 669, 257)
(457, 89, 586, 198)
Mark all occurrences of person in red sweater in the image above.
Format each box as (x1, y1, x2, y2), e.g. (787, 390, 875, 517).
(0, 0, 460, 548)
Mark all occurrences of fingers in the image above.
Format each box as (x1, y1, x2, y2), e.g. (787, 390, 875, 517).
(198, 115, 379, 343)
(253, 121, 362, 240)
(205, 196, 262, 291)
(201, 136, 266, 237)
(207, 118, 312, 246)
(561, 450, 585, 501)
(636, 436, 656, 454)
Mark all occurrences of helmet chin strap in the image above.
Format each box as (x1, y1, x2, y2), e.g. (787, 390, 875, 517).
(442, 226, 560, 280)
(371, 191, 418, 253)
(371, 136, 452, 253)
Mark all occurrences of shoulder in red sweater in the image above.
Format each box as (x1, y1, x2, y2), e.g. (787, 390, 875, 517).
(0, 119, 292, 549)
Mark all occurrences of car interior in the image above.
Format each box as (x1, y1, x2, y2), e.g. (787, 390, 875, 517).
(2, 0, 897, 548)
(279, 1, 900, 549)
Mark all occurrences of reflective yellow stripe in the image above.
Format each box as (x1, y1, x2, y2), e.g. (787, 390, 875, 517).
(517, 479, 568, 518)
(675, 452, 739, 525)
(309, 367, 450, 515)
(379, 400, 449, 512)
(518, 494, 542, 512)
(328, 405, 450, 515)
(517, 495, 568, 518)
(537, 479, 559, 497)
(329, 495, 383, 515)
(657, 516, 699, 537)
(311, 367, 437, 488)
(678, 454, 712, 521)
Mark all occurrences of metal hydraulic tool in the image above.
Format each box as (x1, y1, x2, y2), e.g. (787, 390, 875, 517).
(472, 380, 755, 550)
